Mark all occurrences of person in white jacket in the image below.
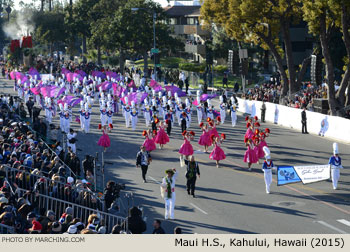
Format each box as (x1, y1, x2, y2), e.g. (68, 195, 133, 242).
(67, 128, 77, 153)
(161, 168, 178, 220)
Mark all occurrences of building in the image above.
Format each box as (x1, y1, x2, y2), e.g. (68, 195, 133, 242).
(164, 0, 210, 63)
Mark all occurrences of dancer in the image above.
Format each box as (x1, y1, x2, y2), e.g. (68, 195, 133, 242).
(257, 132, 268, 160)
(209, 134, 226, 168)
(244, 122, 255, 140)
(160, 168, 178, 220)
(198, 123, 211, 153)
(244, 138, 258, 171)
(154, 121, 169, 149)
(262, 147, 274, 194)
(142, 130, 156, 152)
(97, 125, 111, 152)
(179, 130, 195, 167)
(209, 118, 219, 139)
(328, 143, 343, 190)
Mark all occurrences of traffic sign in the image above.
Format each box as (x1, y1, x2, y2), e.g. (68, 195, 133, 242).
(151, 48, 159, 53)
(155, 64, 162, 67)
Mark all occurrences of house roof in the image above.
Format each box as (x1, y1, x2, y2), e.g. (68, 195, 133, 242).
(164, 6, 201, 17)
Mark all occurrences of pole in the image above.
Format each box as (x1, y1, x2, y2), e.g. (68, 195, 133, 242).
(153, 11, 157, 82)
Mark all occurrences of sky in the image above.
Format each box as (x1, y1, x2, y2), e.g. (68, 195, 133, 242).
(14, 0, 170, 10)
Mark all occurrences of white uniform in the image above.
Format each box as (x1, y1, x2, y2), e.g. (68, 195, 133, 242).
(62, 111, 70, 134)
(143, 106, 151, 127)
(219, 103, 226, 124)
(106, 109, 113, 126)
(82, 111, 91, 133)
(100, 109, 107, 126)
(124, 106, 131, 128)
(161, 171, 178, 219)
(130, 110, 138, 131)
(329, 155, 342, 190)
(262, 160, 274, 194)
(231, 105, 237, 127)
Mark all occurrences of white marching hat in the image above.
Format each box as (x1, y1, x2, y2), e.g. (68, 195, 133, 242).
(333, 143, 339, 155)
(220, 96, 223, 103)
(263, 146, 271, 160)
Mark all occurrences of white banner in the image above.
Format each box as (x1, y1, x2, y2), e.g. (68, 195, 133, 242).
(293, 165, 330, 184)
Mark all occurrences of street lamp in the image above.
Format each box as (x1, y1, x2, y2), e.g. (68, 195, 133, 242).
(131, 8, 157, 81)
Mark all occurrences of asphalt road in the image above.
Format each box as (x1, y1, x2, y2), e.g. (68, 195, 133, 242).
(1, 78, 349, 234)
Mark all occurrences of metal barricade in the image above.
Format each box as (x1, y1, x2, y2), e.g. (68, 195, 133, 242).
(2, 165, 101, 208)
(16, 188, 127, 233)
(0, 224, 15, 234)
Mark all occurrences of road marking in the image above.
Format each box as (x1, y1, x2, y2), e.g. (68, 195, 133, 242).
(118, 156, 130, 164)
(337, 219, 350, 227)
(190, 203, 208, 215)
(148, 176, 161, 184)
(315, 221, 347, 234)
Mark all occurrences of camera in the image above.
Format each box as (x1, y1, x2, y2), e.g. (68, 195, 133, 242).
(106, 180, 126, 199)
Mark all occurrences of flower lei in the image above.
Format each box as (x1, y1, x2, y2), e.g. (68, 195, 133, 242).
(166, 177, 172, 199)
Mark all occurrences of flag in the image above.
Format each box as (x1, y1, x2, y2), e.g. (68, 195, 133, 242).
(277, 166, 301, 186)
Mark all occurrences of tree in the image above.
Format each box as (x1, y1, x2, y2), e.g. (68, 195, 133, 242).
(301, 0, 350, 115)
(201, 0, 310, 100)
(33, 10, 66, 57)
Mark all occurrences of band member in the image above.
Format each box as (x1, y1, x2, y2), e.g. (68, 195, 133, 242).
(82, 103, 91, 133)
(219, 96, 226, 124)
(328, 143, 343, 190)
(262, 147, 274, 194)
(230, 97, 237, 127)
(160, 168, 178, 220)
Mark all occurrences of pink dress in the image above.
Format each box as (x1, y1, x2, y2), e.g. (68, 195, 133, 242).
(97, 130, 111, 148)
(257, 139, 268, 159)
(210, 126, 219, 138)
(245, 128, 254, 139)
(179, 137, 194, 156)
(198, 129, 211, 146)
(243, 143, 258, 163)
(143, 136, 156, 151)
(154, 126, 169, 145)
(209, 142, 226, 161)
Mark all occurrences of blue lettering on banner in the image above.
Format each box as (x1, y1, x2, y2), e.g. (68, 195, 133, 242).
(277, 166, 301, 186)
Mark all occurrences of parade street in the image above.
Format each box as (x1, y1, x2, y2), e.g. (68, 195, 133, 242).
(1, 78, 349, 234)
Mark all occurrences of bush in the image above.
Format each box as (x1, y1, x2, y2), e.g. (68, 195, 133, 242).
(214, 65, 228, 74)
(179, 62, 206, 73)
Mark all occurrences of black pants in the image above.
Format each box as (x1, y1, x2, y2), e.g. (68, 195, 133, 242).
(167, 124, 172, 136)
(186, 177, 196, 195)
(302, 121, 307, 133)
(181, 121, 187, 133)
(261, 111, 265, 122)
(141, 165, 148, 180)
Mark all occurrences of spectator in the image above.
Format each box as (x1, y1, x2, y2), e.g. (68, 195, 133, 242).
(152, 219, 165, 234)
(126, 207, 146, 234)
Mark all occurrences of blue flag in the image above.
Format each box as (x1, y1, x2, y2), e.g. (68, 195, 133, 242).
(277, 166, 302, 186)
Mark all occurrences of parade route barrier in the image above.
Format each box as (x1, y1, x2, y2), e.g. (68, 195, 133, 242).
(16, 188, 128, 233)
(0, 224, 15, 234)
(237, 98, 350, 144)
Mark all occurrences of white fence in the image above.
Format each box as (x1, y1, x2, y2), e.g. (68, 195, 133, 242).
(237, 98, 350, 144)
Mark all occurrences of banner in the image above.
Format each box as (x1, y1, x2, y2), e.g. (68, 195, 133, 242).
(294, 165, 330, 184)
(277, 166, 301, 186)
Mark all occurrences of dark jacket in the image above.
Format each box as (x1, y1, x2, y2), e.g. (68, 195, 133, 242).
(301, 110, 307, 122)
(184, 160, 200, 179)
(136, 151, 151, 166)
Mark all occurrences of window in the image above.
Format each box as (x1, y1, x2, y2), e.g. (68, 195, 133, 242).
(169, 18, 177, 25)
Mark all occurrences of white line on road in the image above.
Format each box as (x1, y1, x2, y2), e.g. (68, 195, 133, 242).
(148, 176, 161, 184)
(316, 221, 347, 234)
(337, 219, 350, 227)
(118, 156, 130, 164)
(190, 203, 208, 215)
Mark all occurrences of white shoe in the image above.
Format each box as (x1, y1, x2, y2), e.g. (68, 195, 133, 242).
(333, 187, 337, 190)
(266, 191, 270, 194)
